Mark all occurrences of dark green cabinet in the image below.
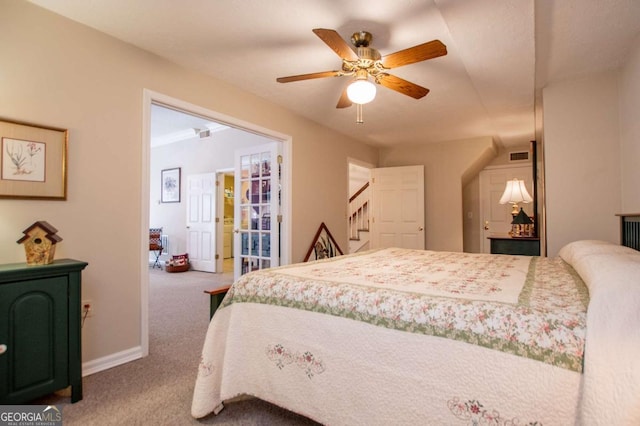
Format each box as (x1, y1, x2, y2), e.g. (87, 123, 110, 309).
(488, 236, 540, 256)
(0, 259, 87, 404)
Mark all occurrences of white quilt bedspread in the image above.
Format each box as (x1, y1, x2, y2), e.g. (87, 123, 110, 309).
(558, 240, 640, 426)
(191, 247, 599, 424)
(282, 248, 532, 304)
(192, 304, 581, 425)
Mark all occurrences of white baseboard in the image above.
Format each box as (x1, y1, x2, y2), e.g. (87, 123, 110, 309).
(82, 346, 144, 377)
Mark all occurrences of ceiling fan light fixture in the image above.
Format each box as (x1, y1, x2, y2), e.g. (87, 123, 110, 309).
(277, 29, 447, 108)
(347, 79, 376, 104)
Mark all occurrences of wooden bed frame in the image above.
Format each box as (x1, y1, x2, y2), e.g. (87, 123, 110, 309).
(617, 213, 640, 251)
(204, 285, 231, 319)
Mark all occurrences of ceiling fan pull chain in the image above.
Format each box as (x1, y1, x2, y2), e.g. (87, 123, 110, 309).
(356, 104, 364, 124)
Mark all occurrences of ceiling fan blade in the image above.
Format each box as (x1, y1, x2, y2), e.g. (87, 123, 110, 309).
(382, 40, 447, 69)
(336, 88, 352, 109)
(312, 28, 359, 61)
(378, 74, 430, 99)
(277, 70, 341, 83)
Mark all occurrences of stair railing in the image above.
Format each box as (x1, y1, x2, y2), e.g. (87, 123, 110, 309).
(348, 182, 370, 240)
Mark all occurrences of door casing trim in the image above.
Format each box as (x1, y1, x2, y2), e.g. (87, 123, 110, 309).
(140, 89, 292, 356)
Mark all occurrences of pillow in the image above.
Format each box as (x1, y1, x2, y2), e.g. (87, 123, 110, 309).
(558, 240, 634, 265)
(558, 240, 640, 295)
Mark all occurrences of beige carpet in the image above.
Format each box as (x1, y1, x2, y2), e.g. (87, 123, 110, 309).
(35, 265, 320, 425)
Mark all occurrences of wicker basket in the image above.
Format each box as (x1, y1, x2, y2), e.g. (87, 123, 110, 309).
(166, 253, 190, 273)
(165, 263, 189, 273)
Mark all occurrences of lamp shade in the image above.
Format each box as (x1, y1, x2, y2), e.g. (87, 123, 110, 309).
(347, 79, 376, 104)
(499, 179, 533, 204)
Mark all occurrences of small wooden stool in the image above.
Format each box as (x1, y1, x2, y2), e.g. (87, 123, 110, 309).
(204, 285, 231, 319)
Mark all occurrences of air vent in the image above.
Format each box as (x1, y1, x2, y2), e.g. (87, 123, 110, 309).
(509, 151, 529, 162)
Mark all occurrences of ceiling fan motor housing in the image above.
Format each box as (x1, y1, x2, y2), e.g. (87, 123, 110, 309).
(351, 31, 373, 47)
(356, 46, 381, 62)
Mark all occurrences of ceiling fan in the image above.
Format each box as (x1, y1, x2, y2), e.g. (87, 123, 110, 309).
(276, 28, 447, 114)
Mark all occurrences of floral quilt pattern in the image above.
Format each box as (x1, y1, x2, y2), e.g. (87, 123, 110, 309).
(280, 248, 531, 304)
(266, 343, 325, 379)
(447, 397, 542, 425)
(222, 249, 589, 371)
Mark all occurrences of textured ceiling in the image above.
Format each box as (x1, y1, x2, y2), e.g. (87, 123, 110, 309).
(27, 0, 640, 149)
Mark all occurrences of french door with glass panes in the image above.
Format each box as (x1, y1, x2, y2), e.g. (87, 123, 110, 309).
(234, 143, 281, 280)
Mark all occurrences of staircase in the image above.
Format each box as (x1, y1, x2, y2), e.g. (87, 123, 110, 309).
(348, 182, 370, 253)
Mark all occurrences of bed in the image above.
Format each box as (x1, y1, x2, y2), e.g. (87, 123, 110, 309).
(191, 240, 640, 425)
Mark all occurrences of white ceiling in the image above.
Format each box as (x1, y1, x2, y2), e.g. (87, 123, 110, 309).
(149, 104, 229, 147)
(28, 0, 640, 149)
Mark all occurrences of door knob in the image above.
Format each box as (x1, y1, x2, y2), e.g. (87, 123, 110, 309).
(418, 226, 424, 231)
(484, 221, 490, 230)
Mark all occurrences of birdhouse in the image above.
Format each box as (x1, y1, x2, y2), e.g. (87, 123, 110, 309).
(510, 208, 534, 238)
(17, 221, 63, 265)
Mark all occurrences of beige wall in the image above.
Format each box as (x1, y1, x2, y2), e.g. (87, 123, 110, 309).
(543, 71, 621, 257)
(542, 35, 640, 257)
(619, 34, 640, 212)
(0, 2, 377, 367)
(462, 174, 481, 253)
(379, 137, 497, 252)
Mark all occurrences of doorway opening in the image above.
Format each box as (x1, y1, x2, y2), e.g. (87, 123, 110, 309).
(141, 90, 292, 356)
(347, 160, 372, 254)
(216, 170, 235, 275)
(478, 165, 534, 253)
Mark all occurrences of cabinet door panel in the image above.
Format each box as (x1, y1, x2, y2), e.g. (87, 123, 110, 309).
(0, 276, 68, 403)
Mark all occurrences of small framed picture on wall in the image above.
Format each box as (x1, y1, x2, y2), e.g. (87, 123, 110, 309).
(0, 118, 68, 200)
(161, 167, 181, 203)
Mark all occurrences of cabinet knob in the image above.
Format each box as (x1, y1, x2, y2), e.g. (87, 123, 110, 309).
(0, 344, 6, 355)
(484, 221, 490, 230)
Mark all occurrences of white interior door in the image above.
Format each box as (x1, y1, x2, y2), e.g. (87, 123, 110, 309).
(479, 166, 534, 253)
(370, 165, 425, 249)
(186, 173, 216, 272)
(234, 143, 281, 281)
